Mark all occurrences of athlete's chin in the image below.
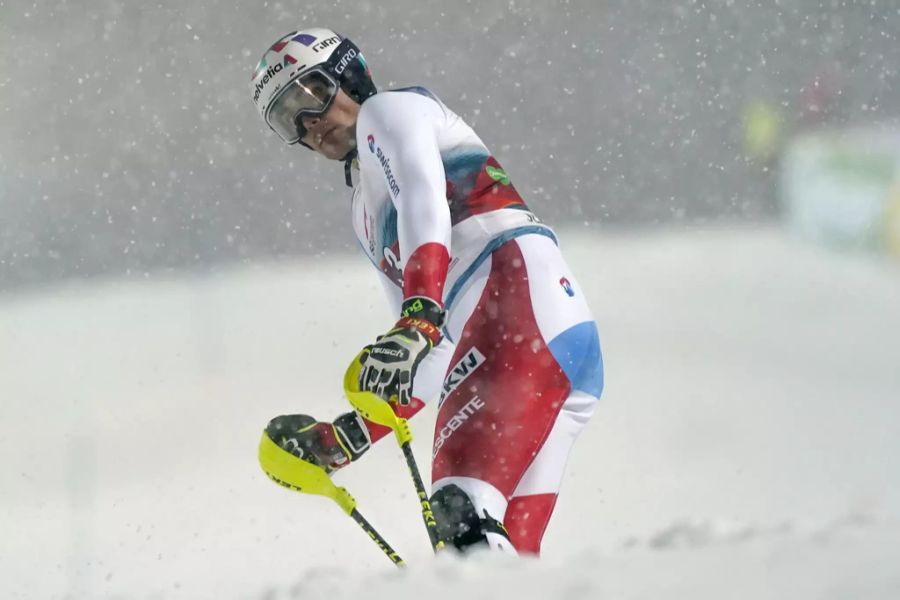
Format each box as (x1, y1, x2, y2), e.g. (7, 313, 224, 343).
(320, 139, 355, 161)
(318, 146, 343, 160)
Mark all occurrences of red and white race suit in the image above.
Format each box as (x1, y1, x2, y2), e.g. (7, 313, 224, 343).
(350, 87, 604, 554)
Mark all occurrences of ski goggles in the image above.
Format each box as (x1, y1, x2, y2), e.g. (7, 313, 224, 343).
(265, 68, 339, 144)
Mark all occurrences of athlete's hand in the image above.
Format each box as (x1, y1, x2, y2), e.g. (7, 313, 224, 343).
(358, 296, 445, 405)
(264, 412, 371, 474)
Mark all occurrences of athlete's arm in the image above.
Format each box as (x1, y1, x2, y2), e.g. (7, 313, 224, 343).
(356, 92, 451, 307)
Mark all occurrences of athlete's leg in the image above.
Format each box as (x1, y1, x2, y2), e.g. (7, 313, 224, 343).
(504, 234, 603, 554)
(430, 255, 520, 551)
(430, 234, 602, 553)
(505, 390, 598, 553)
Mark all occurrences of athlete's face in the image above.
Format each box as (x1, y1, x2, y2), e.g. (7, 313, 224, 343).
(299, 89, 360, 160)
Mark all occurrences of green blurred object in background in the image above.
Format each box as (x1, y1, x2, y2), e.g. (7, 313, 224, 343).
(742, 100, 783, 163)
(780, 128, 900, 254)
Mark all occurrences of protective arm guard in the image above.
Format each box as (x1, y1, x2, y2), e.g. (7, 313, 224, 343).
(264, 411, 371, 474)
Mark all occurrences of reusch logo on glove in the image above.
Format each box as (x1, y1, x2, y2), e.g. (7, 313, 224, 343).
(370, 345, 409, 361)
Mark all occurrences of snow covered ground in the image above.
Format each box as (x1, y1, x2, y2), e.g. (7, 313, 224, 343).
(2, 225, 899, 599)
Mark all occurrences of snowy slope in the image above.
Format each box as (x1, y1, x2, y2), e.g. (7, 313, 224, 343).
(1, 225, 899, 599)
(271, 517, 900, 600)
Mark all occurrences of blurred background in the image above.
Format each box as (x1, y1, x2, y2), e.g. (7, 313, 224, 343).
(2, 1, 899, 599)
(3, 0, 899, 289)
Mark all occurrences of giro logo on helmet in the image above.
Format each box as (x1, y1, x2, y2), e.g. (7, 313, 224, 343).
(334, 47, 358, 75)
(312, 35, 340, 53)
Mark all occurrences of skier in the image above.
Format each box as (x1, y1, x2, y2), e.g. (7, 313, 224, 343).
(251, 28, 604, 555)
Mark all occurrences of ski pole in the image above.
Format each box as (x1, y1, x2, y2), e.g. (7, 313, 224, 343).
(258, 431, 405, 566)
(344, 352, 445, 553)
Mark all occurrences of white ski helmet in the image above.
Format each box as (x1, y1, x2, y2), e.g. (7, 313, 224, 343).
(250, 28, 376, 145)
